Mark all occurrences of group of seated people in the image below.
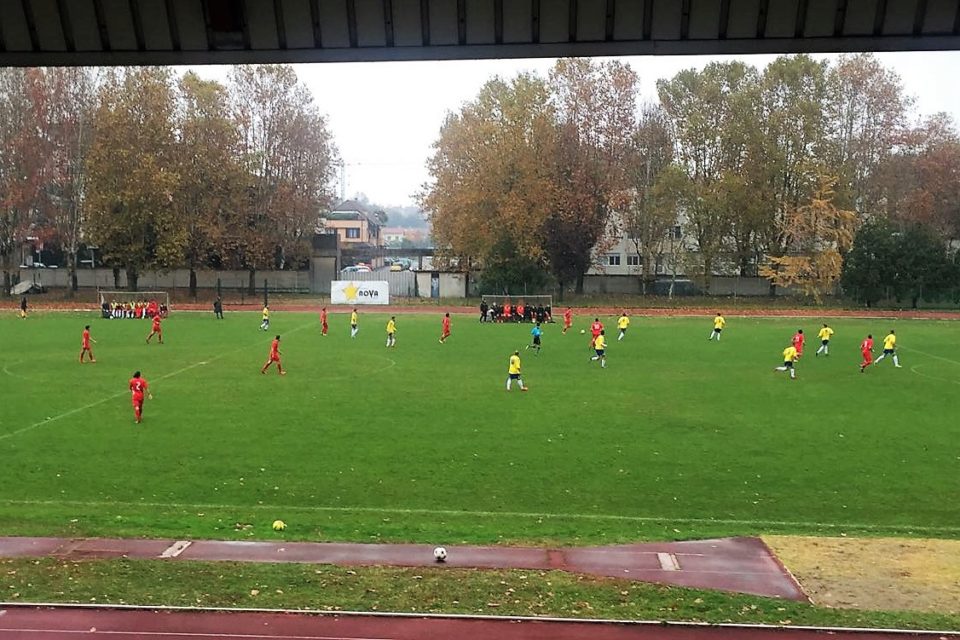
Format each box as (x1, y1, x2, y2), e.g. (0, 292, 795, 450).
(480, 300, 552, 323)
(101, 299, 167, 319)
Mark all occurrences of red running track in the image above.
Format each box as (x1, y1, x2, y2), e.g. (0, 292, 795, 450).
(10, 301, 960, 320)
(0, 536, 806, 601)
(0, 607, 951, 640)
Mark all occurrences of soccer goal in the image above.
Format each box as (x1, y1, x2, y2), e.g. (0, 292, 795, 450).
(480, 295, 554, 322)
(98, 290, 170, 318)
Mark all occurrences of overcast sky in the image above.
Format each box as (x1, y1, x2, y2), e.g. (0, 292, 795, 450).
(193, 51, 960, 211)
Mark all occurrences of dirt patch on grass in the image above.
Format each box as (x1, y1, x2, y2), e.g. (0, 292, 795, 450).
(765, 535, 960, 614)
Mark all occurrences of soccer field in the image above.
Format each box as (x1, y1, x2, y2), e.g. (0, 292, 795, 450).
(1, 309, 958, 545)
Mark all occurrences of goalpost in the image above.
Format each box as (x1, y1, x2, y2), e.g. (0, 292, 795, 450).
(98, 290, 171, 318)
(480, 294, 554, 322)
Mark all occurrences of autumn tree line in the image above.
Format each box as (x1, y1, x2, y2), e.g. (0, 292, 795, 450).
(0, 65, 338, 296)
(423, 54, 960, 306)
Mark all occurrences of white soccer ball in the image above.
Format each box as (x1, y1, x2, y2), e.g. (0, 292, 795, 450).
(433, 546, 447, 562)
(580, 329, 585, 334)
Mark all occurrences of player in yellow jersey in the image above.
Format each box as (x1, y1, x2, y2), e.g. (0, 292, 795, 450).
(506, 350, 528, 391)
(385, 316, 397, 348)
(708, 312, 725, 341)
(350, 308, 359, 338)
(774, 344, 799, 379)
(815, 323, 834, 356)
(260, 305, 270, 331)
(590, 330, 607, 368)
(617, 312, 630, 341)
(874, 329, 902, 368)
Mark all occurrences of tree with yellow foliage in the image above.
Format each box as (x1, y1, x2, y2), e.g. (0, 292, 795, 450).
(760, 174, 857, 303)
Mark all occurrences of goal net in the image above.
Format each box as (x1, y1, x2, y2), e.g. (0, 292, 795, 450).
(98, 290, 170, 319)
(480, 295, 554, 322)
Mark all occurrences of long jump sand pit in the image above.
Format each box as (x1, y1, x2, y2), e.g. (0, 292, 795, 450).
(765, 535, 960, 614)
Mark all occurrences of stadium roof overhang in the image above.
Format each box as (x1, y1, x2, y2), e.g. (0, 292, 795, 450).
(1, 0, 959, 67)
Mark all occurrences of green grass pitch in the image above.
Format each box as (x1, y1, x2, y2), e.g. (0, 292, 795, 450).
(1, 309, 958, 545)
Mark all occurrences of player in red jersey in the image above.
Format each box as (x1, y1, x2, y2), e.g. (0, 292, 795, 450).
(79, 325, 96, 363)
(792, 329, 805, 359)
(562, 308, 573, 334)
(261, 335, 286, 375)
(860, 334, 874, 373)
(439, 312, 452, 343)
(146, 314, 163, 344)
(589, 318, 603, 347)
(320, 307, 329, 336)
(128, 371, 152, 424)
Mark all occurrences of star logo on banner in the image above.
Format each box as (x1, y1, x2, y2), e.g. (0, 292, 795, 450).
(342, 282, 359, 301)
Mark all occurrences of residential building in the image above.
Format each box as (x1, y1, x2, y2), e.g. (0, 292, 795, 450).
(588, 210, 691, 277)
(320, 199, 384, 248)
(382, 227, 406, 247)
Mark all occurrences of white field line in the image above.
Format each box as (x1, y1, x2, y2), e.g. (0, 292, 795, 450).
(2, 359, 33, 381)
(0, 322, 314, 443)
(909, 365, 960, 386)
(899, 345, 960, 367)
(1, 497, 958, 535)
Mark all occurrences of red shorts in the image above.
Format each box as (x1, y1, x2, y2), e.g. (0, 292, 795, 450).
(132, 394, 144, 407)
(81, 344, 91, 350)
(861, 351, 873, 364)
(270, 354, 280, 362)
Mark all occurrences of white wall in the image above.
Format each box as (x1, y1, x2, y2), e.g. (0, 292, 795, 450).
(18, 268, 310, 291)
(414, 271, 467, 298)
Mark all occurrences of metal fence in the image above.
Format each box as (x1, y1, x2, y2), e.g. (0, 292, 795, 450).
(338, 270, 417, 297)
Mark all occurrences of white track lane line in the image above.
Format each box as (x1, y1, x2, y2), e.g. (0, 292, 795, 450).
(656, 552, 680, 571)
(0, 322, 314, 443)
(0, 630, 394, 639)
(159, 541, 192, 558)
(0, 497, 957, 534)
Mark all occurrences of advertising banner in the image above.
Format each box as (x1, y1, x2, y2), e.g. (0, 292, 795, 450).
(331, 280, 390, 305)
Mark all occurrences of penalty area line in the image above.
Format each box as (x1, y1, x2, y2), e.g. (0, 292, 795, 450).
(899, 345, 960, 367)
(2, 359, 32, 381)
(0, 360, 211, 442)
(1, 498, 958, 535)
(909, 365, 960, 386)
(0, 322, 314, 443)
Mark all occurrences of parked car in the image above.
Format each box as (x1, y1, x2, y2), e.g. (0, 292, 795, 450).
(390, 263, 403, 272)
